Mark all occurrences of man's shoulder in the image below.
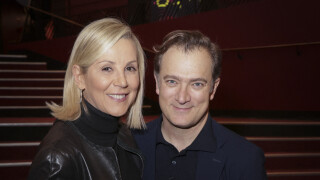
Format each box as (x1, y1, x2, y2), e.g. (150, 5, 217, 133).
(132, 116, 160, 142)
(133, 116, 160, 134)
(210, 118, 267, 179)
(211, 118, 264, 160)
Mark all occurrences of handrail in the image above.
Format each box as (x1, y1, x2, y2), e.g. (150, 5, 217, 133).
(222, 41, 320, 52)
(26, 6, 84, 28)
(143, 41, 320, 54)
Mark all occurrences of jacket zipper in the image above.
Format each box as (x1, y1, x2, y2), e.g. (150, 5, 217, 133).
(111, 148, 122, 180)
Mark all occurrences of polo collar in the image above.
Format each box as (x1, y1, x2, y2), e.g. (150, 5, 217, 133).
(155, 115, 217, 153)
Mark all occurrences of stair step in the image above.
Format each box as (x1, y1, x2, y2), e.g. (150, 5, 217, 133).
(0, 117, 319, 141)
(0, 78, 64, 87)
(0, 117, 54, 124)
(0, 62, 46, 70)
(0, 116, 156, 125)
(0, 54, 28, 59)
(1, 116, 316, 125)
(0, 142, 39, 161)
(265, 153, 320, 171)
(267, 170, 320, 180)
(0, 108, 51, 117)
(215, 117, 320, 137)
(0, 87, 63, 96)
(0, 106, 155, 118)
(0, 126, 51, 141)
(248, 137, 320, 153)
(0, 70, 65, 78)
(1, 155, 320, 180)
(222, 123, 320, 137)
(214, 117, 320, 125)
(0, 96, 62, 106)
(0, 161, 30, 180)
(1, 137, 319, 162)
(0, 118, 54, 141)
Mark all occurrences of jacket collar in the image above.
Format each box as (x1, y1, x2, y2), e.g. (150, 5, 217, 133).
(117, 124, 140, 152)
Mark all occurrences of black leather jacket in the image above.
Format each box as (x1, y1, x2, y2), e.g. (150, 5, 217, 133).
(28, 120, 144, 180)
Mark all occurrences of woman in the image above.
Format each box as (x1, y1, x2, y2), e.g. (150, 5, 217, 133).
(28, 18, 146, 180)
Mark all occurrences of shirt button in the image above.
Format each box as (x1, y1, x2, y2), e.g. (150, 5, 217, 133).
(171, 160, 177, 165)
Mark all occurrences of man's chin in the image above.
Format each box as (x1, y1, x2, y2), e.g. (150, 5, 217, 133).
(169, 119, 195, 130)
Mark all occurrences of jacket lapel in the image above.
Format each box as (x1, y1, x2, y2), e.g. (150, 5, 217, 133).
(195, 116, 227, 180)
(133, 117, 161, 180)
(196, 150, 226, 180)
(141, 129, 156, 180)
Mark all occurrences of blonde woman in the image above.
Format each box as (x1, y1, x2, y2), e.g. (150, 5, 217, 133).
(28, 18, 146, 180)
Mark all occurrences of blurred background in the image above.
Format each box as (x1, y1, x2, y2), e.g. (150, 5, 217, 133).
(0, 0, 320, 179)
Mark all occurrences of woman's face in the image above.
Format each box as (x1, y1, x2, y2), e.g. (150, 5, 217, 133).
(75, 38, 140, 117)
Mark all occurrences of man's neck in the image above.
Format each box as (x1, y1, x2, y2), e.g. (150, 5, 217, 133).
(161, 113, 209, 152)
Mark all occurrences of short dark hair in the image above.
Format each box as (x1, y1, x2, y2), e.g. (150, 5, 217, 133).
(153, 30, 222, 82)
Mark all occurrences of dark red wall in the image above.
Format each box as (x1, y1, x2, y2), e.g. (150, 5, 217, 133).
(132, 0, 320, 112)
(6, 0, 320, 112)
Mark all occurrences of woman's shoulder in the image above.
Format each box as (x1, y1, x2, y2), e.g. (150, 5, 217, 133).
(28, 147, 77, 179)
(38, 120, 82, 154)
(28, 121, 80, 179)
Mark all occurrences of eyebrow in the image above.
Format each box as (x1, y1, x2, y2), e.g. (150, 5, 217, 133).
(163, 75, 208, 83)
(126, 60, 138, 65)
(97, 60, 114, 64)
(97, 60, 137, 65)
(190, 78, 208, 83)
(163, 75, 180, 80)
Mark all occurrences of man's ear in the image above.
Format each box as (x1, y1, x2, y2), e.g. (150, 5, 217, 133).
(72, 65, 86, 90)
(210, 78, 220, 100)
(154, 73, 160, 95)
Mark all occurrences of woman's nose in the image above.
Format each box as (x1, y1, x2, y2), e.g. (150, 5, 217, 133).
(114, 72, 128, 88)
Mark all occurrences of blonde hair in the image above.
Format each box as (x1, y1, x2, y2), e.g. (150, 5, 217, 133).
(47, 18, 146, 129)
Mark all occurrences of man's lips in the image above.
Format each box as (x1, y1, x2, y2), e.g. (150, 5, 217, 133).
(173, 105, 192, 111)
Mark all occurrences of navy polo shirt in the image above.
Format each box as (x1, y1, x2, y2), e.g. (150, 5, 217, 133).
(155, 117, 216, 180)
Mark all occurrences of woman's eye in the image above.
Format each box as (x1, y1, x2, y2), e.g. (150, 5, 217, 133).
(126, 66, 137, 72)
(102, 67, 112, 71)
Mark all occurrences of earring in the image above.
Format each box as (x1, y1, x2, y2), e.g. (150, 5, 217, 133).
(80, 89, 83, 103)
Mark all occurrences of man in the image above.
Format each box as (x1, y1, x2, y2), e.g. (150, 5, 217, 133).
(134, 30, 267, 180)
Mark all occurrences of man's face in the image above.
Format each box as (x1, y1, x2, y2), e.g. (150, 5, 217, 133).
(155, 46, 220, 129)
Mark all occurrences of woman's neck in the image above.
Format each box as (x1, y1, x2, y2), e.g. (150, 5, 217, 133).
(72, 98, 120, 147)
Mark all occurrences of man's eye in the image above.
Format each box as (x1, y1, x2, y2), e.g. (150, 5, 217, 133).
(193, 82, 204, 87)
(126, 66, 137, 72)
(166, 80, 177, 86)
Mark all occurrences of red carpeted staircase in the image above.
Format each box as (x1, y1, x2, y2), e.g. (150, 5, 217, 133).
(0, 54, 319, 180)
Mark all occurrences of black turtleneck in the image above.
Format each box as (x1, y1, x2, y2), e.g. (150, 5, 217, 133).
(71, 98, 140, 180)
(72, 98, 120, 147)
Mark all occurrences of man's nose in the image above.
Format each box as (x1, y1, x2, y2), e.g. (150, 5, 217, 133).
(176, 85, 191, 104)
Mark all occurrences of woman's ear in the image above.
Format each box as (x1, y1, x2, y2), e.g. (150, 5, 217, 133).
(72, 65, 86, 89)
